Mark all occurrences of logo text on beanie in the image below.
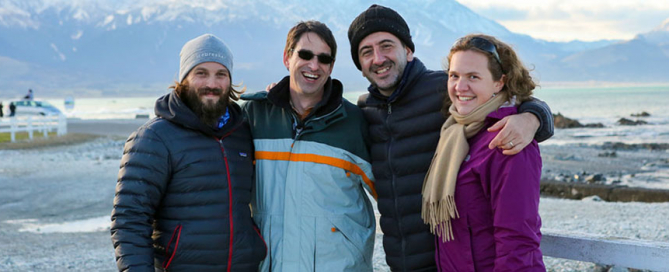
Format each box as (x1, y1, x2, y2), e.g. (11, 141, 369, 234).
(197, 52, 227, 59)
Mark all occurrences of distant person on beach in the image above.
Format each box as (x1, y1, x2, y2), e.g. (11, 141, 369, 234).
(111, 34, 266, 271)
(241, 21, 376, 271)
(0, 101, 3, 117)
(9, 102, 16, 117)
(24, 89, 33, 100)
(424, 34, 544, 270)
(347, 5, 554, 271)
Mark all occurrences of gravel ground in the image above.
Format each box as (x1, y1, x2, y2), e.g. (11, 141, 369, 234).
(540, 143, 669, 190)
(1, 137, 668, 271)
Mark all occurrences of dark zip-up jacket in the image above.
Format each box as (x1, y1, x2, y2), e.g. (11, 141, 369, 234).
(111, 90, 266, 272)
(357, 58, 553, 271)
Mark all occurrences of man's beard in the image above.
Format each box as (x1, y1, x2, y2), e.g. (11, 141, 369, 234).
(366, 59, 407, 94)
(180, 85, 229, 127)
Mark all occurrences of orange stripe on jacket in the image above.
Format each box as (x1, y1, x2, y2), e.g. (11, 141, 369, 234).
(255, 151, 378, 199)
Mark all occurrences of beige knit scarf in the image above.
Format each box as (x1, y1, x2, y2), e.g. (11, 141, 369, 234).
(422, 92, 508, 242)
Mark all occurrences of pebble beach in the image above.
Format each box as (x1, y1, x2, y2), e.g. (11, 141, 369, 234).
(0, 119, 668, 271)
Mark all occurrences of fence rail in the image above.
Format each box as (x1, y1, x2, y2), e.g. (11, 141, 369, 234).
(542, 229, 669, 271)
(0, 115, 67, 142)
(373, 212, 669, 271)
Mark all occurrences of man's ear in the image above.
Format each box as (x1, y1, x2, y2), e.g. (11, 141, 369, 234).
(405, 46, 414, 62)
(283, 50, 290, 70)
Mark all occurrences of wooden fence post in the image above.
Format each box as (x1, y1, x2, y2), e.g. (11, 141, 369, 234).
(10, 117, 17, 142)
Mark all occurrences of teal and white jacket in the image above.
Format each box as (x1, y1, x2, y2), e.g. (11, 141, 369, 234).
(242, 76, 377, 272)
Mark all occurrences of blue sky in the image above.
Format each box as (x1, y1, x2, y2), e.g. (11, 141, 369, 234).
(457, 0, 669, 41)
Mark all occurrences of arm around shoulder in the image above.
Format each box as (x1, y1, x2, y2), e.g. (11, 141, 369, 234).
(518, 97, 554, 142)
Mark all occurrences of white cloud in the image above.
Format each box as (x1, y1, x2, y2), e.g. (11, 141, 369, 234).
(101, 14, 114, 26)
(0, 4, 40, 29)
(50, 43, 66, 61)
(141, 6, 158, 21)
(72, 8, 89, 21)
(71, 30, 83, 40)
(457, 0, 669, 41)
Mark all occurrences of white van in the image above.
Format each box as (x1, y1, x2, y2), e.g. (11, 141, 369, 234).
(10, 100, 62, 116)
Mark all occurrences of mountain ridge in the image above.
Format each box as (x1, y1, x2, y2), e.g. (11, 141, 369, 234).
(0, 0, 665, 98)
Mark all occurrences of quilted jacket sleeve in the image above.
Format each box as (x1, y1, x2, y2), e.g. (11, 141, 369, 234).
(111, 126, 171, 272)
(518, 97, 554, 142)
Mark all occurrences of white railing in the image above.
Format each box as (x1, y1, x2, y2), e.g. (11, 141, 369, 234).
(373, 214, 669, 271)
(542, 229, 669, 271)
(0, 115, 67, 142)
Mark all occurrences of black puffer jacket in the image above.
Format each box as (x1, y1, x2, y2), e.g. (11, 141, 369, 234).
(111, 91, 266, 272)
(358, 58, 553, 271)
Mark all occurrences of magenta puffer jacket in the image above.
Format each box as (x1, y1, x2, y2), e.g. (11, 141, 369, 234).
(435, 106, 545, 272)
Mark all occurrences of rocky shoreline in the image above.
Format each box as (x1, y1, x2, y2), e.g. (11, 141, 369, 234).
(540, 141, 669, 191)
(540, 180, 669, 202)
(1, 122, 669, 271)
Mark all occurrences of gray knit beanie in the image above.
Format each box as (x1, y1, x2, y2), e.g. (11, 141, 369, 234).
(179, 34, 233, 83)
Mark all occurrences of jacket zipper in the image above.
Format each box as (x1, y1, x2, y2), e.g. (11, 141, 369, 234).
(385, 105, 407, 269)
(292, 104, 343, 140)
(162, 224, 183, 269)
(219, 138, 235, 272)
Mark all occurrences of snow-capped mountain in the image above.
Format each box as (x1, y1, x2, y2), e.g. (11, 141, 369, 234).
(1, 0, 656, 98)
(553, 18, 669, 82)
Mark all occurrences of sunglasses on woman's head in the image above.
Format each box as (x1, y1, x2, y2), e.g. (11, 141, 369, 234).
(459, 37, 502, 66)
(293, 49, 335, 65)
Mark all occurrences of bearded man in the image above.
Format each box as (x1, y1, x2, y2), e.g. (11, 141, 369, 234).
(111, 34, 266, 272)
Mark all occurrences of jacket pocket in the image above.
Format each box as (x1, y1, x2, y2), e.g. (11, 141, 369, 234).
(253, 223, 268, 260)
(162, 224, 183, 270)
(254, 215, 273, 271)
(315, 216, 374, 271)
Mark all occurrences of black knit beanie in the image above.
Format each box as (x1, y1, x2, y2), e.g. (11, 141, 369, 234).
(348, 4, 414, 70)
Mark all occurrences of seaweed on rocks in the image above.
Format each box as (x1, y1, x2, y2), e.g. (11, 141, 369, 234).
(601, 142, 669, 151)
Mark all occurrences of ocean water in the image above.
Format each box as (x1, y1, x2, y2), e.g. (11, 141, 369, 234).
(42, 96, 157, 120)
(533, 85, 669, 145)
(345, 85, 669, 146)
(38, 85, 669, 145)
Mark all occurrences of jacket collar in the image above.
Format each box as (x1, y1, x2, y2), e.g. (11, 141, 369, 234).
(366, 57, 428, 105)
(487, 103, 518, 121)
(154, 90, 243, 138)
(267, 75, 344, 120)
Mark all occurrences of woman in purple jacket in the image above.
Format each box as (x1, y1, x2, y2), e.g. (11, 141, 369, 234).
(422, 34, 545, 271)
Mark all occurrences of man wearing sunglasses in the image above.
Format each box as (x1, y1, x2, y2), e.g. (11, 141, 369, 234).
(348, 4, 555, 272)
(241, 21, 377, 271)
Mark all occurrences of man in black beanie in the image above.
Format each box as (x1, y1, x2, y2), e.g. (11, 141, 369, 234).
(348, 4, 555, 271)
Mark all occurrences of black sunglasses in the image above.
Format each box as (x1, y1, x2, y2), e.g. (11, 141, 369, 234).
(462, 36, 502, 66)
(293, 49, 335, 65)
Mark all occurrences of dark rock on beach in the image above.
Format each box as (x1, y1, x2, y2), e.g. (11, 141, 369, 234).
(630, 111, 651, 117)
(598, 151, 617, 157)
(586, 174, 606, 183)
(616, 118, 647, 126)
(554, 113, 582, 128)
(540, 180, 669, 202)
(553, 113, 604, 129)
(601, 142, 669, 151)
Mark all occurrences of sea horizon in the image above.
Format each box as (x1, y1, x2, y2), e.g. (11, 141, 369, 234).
(2, 84, 668, 145)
